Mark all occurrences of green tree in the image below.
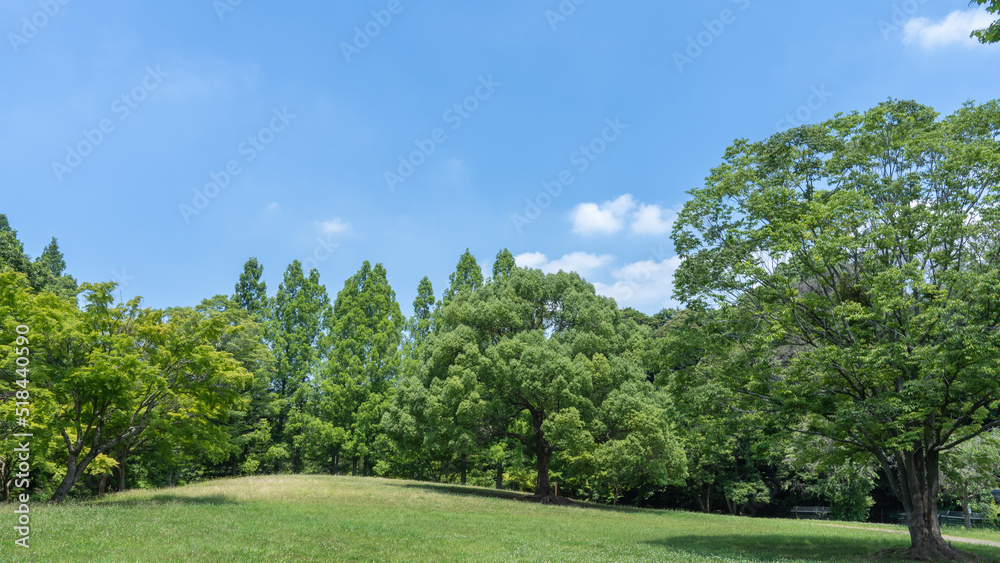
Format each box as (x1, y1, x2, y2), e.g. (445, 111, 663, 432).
(491, 248, 516, 280)
(443, 249, 483, 302)
(424, 267, 685, 499)
(971, 0, 1000, 44)
(409, 276, 435, 345)
(672, 99, 1000, 559)
(269, 261, 330, 471)
(234, 257, 269, 320)
(193, 295, 278, 478)
(0, 278, 251, 501)
(940, 430, 1000, 529)
(322, 261, 403, 475)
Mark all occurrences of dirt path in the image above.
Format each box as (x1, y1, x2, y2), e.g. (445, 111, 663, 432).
(809, 522, 1000, 549)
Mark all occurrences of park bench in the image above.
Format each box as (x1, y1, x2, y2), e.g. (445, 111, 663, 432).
(789, 506, 831, 520)
(938, 510, 983, 527)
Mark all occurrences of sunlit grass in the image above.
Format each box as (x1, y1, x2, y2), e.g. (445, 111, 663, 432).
(5, 475, 999, 562)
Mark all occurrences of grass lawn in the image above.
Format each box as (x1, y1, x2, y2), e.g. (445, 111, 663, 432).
(5, 475, 1000, 562)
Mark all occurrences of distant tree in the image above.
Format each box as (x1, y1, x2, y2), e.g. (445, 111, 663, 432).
(0, 215, 38, 288)
(321, 261, 403, 475)
(491, 248, 516, 280)
(269, 261, 331, 471)
(410, 276, 435, 344)
(970, 0, 1000, 43)
(672, 99, 1000, 560)
(443, 249, 483, 302)
(940, 430, 1000, 529)
(234, 257, 269, 320)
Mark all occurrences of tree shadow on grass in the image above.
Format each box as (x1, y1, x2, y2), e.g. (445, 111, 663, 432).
(90, 494, 238, 508)
(645, 533, 1000, 562)
(391, 482, 651, 513)
(394, 482, 525, 502)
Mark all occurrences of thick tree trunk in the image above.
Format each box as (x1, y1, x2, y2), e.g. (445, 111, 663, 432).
(352, 457, 358, 476)
(535, 448, 551, 497)
(52, 450, 99, 502)
(495, 462, 503, 490)
(876, 444, 977, 561)
(98, 473, 108, 498)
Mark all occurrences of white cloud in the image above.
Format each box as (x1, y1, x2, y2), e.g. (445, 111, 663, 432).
(317, 218, 351, 234)
(546, 252, 616, 276)
(514, 252, 549, 270)
(592, 256, 682, 311)
(515, 251, 615, 277)
(903, 7, 994, 49)
(571, 194, 635, 235)
(631, 203, 677, 235)
(264, 202, 280, 213)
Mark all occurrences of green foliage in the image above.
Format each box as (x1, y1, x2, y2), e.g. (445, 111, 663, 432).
(397, 266, 686, 498)
(491, 248, 516, 280)
(443, 249, 483, 302)
(970, 1, 1000, 43)
(672, 98, 1000, 549)
(234, 257, 269, 320)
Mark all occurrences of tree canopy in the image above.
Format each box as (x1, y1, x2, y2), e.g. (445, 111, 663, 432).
(672, 99, 1000, 559)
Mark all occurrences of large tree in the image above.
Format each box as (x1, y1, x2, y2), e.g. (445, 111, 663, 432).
(421, 267, 685, 500)
(319, 261, 403, 475)
(269, 260, 330, 471)
(0, 276, 250, 501)
(672, 99, 1000, 560)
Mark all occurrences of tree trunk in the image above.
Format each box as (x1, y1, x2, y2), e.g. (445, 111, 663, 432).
(460, 454, 467, 486)
(695, 485, 711, 513)
(0, 455, 10, 502)
(352, 457, 358, 476)
(495, 462, 503, 490)
(962, 486, 971, 530)
(535, 448, 551, 497)
(52, 449, 100, 502)
(117, 450, 129, 493)
(98, 473, 108, 498)
(876, 445, 977, 561)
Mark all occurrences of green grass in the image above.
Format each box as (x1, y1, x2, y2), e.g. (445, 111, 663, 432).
(4, 475, 999, 562)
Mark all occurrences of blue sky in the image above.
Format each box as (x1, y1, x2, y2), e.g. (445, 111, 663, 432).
(3, 0, 999, 315)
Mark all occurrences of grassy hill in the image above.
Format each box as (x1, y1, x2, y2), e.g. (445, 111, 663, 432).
(8, 475, 1000, 562)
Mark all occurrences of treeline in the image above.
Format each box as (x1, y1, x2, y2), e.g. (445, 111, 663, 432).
(0, 202, 997, 520)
